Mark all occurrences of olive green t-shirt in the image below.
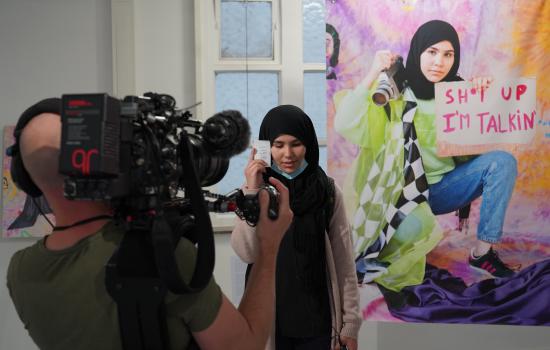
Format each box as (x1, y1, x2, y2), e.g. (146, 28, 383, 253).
(6, 222, 222, 350)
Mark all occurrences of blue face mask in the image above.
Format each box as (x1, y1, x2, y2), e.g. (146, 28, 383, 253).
(271, 160, 308, 180)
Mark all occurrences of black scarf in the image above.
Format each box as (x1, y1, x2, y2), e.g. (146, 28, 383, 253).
(259, 105, 330, 292)
(405, 19, 463, 100)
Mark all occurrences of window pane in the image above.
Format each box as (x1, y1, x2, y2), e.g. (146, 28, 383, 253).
(303, 72, 327, 139)
(302, 0, 325, 63)
(221, 1, 273, 58)
(215, 71, 279, 192)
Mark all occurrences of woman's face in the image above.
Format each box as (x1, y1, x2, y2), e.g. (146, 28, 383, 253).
(420, 40, 455, 83)
(271, 134, 306, 174)
(326, 33, 334, 58)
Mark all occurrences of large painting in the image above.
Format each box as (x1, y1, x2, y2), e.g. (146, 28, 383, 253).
(327, 0, 550, 325)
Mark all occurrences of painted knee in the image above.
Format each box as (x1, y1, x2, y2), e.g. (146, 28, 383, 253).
(488, 151, 517, 180)
(499, 151, 518, 179)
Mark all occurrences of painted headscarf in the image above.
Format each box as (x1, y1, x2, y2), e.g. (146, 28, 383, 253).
(405, 19, 463, 100)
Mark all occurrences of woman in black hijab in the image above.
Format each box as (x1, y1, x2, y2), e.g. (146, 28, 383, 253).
(232, 105, 361, 350)
(404, 19, 463, 99)
(335, 19, 518, 289)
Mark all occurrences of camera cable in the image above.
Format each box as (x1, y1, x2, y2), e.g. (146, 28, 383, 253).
(52, 214, 113, 232)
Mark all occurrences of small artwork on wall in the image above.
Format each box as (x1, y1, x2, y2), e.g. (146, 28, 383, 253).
(2, 126, 54, 238)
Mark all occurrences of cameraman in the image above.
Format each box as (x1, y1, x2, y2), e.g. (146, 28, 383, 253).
(6, 107, 293, 350)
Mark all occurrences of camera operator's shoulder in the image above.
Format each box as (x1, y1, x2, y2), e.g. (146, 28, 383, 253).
(173, 237, 202, 278)
(6, 239, 46, 285)
(175, 237, 197, 255)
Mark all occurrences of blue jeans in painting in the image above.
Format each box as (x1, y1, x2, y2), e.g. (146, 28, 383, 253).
(428, 150, 518, 243)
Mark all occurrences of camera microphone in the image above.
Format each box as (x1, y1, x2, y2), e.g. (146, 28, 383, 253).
(202, 110, 251, 157)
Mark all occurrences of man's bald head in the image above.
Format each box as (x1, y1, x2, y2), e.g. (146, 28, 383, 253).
(19, 113, 64, 193)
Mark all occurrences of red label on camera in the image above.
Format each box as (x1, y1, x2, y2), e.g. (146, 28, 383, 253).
(71, 148, 98, 175)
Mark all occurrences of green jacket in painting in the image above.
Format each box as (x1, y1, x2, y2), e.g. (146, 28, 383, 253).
(334, 84, 444, 292)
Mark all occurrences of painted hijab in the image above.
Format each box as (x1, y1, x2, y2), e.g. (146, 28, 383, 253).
(405, 19, 463, 100)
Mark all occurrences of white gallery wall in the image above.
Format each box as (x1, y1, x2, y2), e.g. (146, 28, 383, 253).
(0, 1, 112, 349)
(0, 1, 548, 349)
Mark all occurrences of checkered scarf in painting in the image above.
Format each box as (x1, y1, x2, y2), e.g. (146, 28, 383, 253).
(352, 90, 429, 282)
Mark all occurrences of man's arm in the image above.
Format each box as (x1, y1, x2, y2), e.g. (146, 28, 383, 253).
(193, 177, 292, 350)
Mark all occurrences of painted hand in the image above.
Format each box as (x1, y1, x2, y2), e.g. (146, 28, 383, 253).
(458, 217, 469, 234)
(337, 336, 358, 350)
(469, 76, 494, 93)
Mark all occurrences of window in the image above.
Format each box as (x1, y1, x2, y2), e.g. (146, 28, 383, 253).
(195, 0, 327, 202)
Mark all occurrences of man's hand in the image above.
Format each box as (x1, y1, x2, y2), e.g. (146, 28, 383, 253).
(193, 177, 292, 350)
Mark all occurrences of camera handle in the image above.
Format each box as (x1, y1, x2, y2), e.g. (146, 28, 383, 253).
(104, 130, 216, 349)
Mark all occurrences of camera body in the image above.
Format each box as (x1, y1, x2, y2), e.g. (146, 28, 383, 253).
(59, 92, 249, 218)
(235, 184, 279, 226)
(372, 55, 407, 107)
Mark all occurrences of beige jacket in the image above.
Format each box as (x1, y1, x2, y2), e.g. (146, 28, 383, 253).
(231, 181, 362, 350)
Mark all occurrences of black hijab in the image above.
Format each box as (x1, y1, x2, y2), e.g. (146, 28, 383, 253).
(258, 105, 330, 292)
(259, 105, 319, 176)
(405, 19, 463, 100)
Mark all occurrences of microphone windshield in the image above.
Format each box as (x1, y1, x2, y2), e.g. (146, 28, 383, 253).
(202, 110, 250, 157)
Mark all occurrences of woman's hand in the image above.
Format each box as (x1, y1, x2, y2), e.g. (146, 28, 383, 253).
(469, 76, 494, 93)
(458, 217, 469, 234)
(371, 50, 400, 74)
(244, 148, 268, 189)
(361, 50, 400, 90)
(337, 336, 358, 350)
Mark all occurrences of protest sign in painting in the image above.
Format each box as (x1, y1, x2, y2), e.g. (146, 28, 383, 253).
(435, 78, 537, 156)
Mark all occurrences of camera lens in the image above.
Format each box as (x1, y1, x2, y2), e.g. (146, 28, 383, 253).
(372, 80, 393, 107)
(187, 134, 229, 187)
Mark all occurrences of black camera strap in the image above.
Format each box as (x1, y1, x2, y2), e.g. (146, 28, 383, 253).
(152, 131, 215, 294)
(105, 131, 216, 350)
(105, 227, 169, 350)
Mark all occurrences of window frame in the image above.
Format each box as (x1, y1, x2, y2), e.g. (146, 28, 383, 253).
(195, 0, 325, 122)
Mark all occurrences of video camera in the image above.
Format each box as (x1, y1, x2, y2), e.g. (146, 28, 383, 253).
(234, 184, 279, 226)
(372, 55, 407, 107)
(59, 92, 249, 209)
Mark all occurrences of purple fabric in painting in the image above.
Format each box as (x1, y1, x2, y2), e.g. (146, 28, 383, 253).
(381, 259, 550, 325)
